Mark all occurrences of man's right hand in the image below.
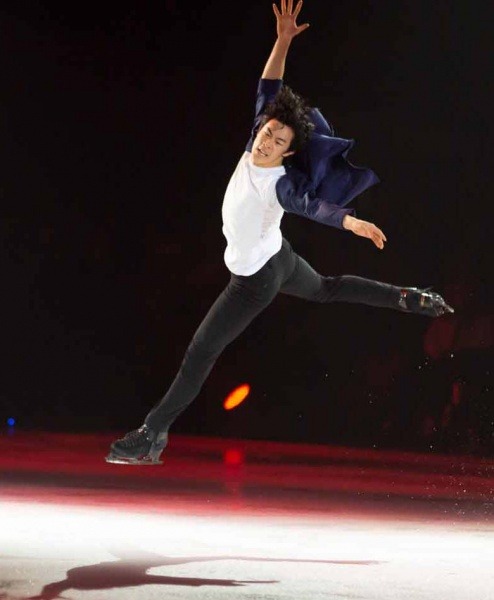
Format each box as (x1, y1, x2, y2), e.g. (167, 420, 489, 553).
(273, 0, 310, 41)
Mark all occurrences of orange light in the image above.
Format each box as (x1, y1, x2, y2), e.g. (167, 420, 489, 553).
(223, 384, 250, 410)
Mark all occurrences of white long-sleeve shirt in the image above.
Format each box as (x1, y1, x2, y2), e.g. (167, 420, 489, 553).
(221, 151, 285, 276)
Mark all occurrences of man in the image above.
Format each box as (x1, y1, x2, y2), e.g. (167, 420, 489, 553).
(106, 0, 453, 465)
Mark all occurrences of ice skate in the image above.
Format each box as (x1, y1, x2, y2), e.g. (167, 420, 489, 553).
(398, 287, 454, 317)
(105, 424, 168, 465)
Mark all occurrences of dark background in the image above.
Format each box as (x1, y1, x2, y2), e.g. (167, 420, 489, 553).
(1, 0, 492, 455)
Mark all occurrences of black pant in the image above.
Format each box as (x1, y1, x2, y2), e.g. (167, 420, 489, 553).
(145, 238, 401, 432)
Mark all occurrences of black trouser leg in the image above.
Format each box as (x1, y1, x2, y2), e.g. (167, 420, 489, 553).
(144, 238, 404, 433)
(280, 250, 401, 308)
(144, 262, 283, 432)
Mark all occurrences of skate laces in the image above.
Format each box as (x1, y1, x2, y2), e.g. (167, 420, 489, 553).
(119, 425, 150, 448)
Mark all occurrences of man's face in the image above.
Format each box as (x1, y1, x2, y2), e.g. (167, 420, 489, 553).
(252, 119, 295, 167)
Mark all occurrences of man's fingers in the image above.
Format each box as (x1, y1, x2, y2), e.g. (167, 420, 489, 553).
(370, 227, 385, 250)
(373, 236, 384, 249)
(354, 221, 387, 249)
(296, 22, 310, 33)
(370, 225, 386, 244)
(369, 224, 385, 238)
(293, 0, 303, 19)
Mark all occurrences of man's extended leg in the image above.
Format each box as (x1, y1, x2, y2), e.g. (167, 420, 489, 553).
(280, 245, 453, 315)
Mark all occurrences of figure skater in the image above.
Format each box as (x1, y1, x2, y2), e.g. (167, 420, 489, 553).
(106, 0, 453, 465)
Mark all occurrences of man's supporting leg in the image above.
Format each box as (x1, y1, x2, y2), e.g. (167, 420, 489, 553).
(144, 275, 278, 431)
(107, 264, 282, 463)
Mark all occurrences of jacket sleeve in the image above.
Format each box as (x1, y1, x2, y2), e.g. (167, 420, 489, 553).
(246, 78, 283, 153)
(276, 174, 356, 230)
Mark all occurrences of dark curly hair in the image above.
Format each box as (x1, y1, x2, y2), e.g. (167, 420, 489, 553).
(260, 85, 314, 153)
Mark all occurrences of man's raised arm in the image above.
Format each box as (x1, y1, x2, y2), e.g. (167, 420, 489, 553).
(261, 0, 309, 80)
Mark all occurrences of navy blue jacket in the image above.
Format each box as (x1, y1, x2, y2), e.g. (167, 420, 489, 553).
(246, 79, 380, 230)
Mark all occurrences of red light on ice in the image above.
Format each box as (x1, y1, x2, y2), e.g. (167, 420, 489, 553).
(223, 449, 244, 466)
(223, 384, 250, 410)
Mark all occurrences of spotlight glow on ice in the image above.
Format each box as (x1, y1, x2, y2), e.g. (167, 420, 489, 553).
(1, 499, 493, 600)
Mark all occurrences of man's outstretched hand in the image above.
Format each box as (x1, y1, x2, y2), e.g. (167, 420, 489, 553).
(273, 0, 310, 40)
(342, 215, 387, 250)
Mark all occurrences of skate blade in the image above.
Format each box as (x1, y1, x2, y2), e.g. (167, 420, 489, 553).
(105, 453, 163, 466)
